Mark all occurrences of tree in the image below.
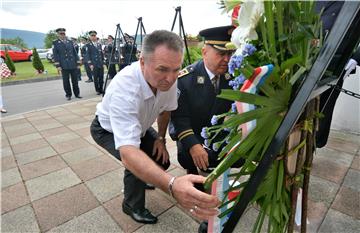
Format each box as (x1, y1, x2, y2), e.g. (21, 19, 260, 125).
(44, 30, 58, 48)
(0, 37, 27, 48)
(32, 48, 44, 73)
(4, 51, 16, 75)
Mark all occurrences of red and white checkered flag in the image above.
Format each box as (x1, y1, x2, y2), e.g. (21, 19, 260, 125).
(1, 63, 12, 78)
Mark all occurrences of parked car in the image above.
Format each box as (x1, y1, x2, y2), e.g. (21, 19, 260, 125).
(0, 44, 33, 62)
(37, 49, 50, 59)
(46, 49, 53, 62)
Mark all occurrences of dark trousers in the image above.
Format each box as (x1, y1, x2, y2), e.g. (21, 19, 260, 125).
(62, 69, 79, 97)
(84, 63, 93, 81)
(93, 67, 104, 93)
(107, 64, 117, 79)
(90, 116, 170, 210)
(76, 68, 81, 81)
(177, 141, 244, 175)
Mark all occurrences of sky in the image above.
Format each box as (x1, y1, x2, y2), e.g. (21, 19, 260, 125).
(1, 0, 232, 38)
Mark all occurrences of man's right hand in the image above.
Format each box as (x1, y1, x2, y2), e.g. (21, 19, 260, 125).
(57, 67, 62, 74)
(172, 175, 219, 220)
(90, 65, 94, 71)
(189, 144, 209, 170)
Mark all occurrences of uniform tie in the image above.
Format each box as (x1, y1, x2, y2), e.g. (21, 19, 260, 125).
(212, 75, 220, 93)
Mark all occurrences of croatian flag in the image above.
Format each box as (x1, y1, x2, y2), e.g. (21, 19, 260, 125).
(208, 64, 273, 233)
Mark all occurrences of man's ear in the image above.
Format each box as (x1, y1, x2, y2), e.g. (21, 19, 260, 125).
(140, 56, 145, 69)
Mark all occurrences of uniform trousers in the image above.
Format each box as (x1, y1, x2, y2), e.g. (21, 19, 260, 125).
(84, 63, 93, 81)
(90, 116, 170, 210)
(93, 66, 104, 93)
(61, 69, 80, 97)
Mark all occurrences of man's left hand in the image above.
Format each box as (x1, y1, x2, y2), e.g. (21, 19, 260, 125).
(152, 139, 169, 164)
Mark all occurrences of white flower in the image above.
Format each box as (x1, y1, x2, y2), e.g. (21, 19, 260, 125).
(231, 1, 264, 49)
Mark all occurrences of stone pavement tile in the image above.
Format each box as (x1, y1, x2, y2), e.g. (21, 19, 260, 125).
(48, 206, 123, 233)
(1, 118, 28, 127)
(27, 114, 52, 122)
(168, 167, 187, 178)
(70, 155, 120, 181)
(329, 130, 360, 144)
(8, 132, 43, 145)
(332, 186, 360, 219)
(85, 168, 124, 203)
(32, 120, 63, 131)
(134, 206, 199, 233)
(19, 155, 68, 181)
(1, 146, 13, 158)
(70, 108, 95, 116)
(61, 146, 104, 165)
(326, 137, 360, 155)
(54, 115, 85, 125)
(315, 147, 354, 167)
(11, 138, 49, 154)
(84, 134, 97, 145)
(1, 114, 25, 122)
(233, 207, 268, 232)
(4, 124, 38, 138)
(46, 108, 72, 117)
(24, 110, 49, 118)
(311, 156, 348, 184)
(32, 184, 99, 232)
(51, 137, 91, 154)
(15, 146, 57, 165)
(74, 126, 91, 137)
(1, 167, 22, 189)
(1, 182, 30, 214)
(1, 154, 17, 171)
(46, 132, 80, 144)
(145, 189, 175, 216)
(309, 175, 339, 207)
(103, 195, 144, 232)
(351, 156, 359, 170)
(318, 209, 360, 233)
(83, 114, 95, 121)
(40, 126, 72, 138)
(1, 205, 40, 233)
(1, 134, 10, 147)
(25, 167, 81, 201)
(66, 122, 91, 131)
(343, 169, 360, 192)
(306, 199, 328, 233)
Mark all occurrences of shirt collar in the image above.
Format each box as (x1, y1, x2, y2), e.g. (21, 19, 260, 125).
(136, 62, 155, 100)
(204, 64, 216, 81)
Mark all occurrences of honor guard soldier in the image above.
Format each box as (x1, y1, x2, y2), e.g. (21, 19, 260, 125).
(80, 37, 93, 82)
(170, 25, 245, 179)
(85, 30, 105, 95)
(53, 28, 82, 100)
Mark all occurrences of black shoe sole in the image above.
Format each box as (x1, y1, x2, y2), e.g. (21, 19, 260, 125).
(122, 203, 157, 224)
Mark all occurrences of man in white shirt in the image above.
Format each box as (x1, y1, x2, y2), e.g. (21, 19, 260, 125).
(91, 30, 219, 225)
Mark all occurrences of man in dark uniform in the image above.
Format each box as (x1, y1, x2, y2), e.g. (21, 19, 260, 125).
(170, 25, 244, 178)
(85, 30, 104, 95)
(80, 37, 93, 82)
(71, 37, 81, 81)
(53, 28, 82, 100)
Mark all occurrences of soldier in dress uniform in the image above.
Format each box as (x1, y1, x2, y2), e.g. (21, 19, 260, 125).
(53, 28, 82, 100)
(170, 26, 244, 180)
(80, 37, 93, 82)
(85, 30, 105, 95)
(71, 37, 81, 81)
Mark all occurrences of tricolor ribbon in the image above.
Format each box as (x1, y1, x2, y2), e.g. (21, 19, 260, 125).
(208, 64, 273, 233)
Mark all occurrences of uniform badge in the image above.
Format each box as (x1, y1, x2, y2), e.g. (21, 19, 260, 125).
(176, 88, 181, 100)
(178, 68, 189, 78)
(225, 73, 232, 80)
(197, 76, 205, 84)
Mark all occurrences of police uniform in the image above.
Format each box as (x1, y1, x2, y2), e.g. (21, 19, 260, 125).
(52, 28, 81, 99)
(85, 30, 104, 94)
(80, 37, 93, 82)
(170, 26, 244, 175)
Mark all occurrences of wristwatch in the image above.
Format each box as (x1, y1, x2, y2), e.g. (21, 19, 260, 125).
(157, 136, 166, 144)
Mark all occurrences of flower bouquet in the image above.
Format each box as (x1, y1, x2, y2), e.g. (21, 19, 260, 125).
(204, 1, 323, 232)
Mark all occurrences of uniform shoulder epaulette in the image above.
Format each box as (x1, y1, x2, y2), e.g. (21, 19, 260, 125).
(178, 65, 194, 78)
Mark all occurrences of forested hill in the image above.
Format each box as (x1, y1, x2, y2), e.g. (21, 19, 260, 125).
(1, 28, 46, 48)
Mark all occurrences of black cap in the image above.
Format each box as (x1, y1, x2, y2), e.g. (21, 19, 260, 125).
(55, 28, 66, 33)
(89, 30, 97, 35)
(108, 35, 114, 40)
(199, 25, 235, 51)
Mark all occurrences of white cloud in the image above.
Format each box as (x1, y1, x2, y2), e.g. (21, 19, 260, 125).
(1, 0, 232, 37)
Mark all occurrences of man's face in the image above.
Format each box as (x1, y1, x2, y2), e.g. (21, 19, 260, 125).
(57, 31, 66, 40)
(140, 45, 183, 92)
(90, 33, 97, 42)
(202, 45, 233, 75)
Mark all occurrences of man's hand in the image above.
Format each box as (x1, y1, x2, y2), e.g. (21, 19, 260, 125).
(189, 144, 209, 170)
(152, 139, 169, 164)
(172, 175, 219, 220)
(57, 67, 62, 74)
(90, 65, 94, 71)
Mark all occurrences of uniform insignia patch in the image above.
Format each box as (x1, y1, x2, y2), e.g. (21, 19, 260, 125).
(197, 76, 205, 84)
(176, 88, 181, 99)
(178, 68, 189, 78)
(225, 73, 232, 80)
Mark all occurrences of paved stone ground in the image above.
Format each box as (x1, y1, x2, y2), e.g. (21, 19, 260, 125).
(1, 97, 359, 233)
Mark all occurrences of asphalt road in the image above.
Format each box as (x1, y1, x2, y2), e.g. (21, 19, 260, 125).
(1, 77, 111, 116)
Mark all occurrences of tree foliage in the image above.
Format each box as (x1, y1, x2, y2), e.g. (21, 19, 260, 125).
(0, 37, 27, 49)
(44, 30, 58, 48)
(32, 48, 44, 73)
(4, 51, 16, 74)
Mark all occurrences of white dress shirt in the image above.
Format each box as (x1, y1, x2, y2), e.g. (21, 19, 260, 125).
(96, 61, 178, 149)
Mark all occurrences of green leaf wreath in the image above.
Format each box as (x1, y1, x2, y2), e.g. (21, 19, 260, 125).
(203, 1, 322, 232)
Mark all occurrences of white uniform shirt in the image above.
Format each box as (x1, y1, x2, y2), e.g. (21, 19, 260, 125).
(96, 61, 178, 149)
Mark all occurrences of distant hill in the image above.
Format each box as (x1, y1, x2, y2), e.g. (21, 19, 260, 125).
(1, 28, 46, 49)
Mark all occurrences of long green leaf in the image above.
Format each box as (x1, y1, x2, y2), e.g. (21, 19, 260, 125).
(218, 89, 283, 107)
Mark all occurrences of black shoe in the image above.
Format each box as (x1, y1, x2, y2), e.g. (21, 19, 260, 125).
(198, 221, 208, 233)
(75, 95, 82, 99)
(85, 80, 93, 83)
(122, 202, 157, 224)
(96, 92, 101, 95)
(66, 96, 71, 101)
(145, 183, 155, 190)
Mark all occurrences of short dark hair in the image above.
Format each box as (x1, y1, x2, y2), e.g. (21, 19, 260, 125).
(142, 30, 184, 60)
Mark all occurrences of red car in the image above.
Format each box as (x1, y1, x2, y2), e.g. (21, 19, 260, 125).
(0, 44, 32, 62)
